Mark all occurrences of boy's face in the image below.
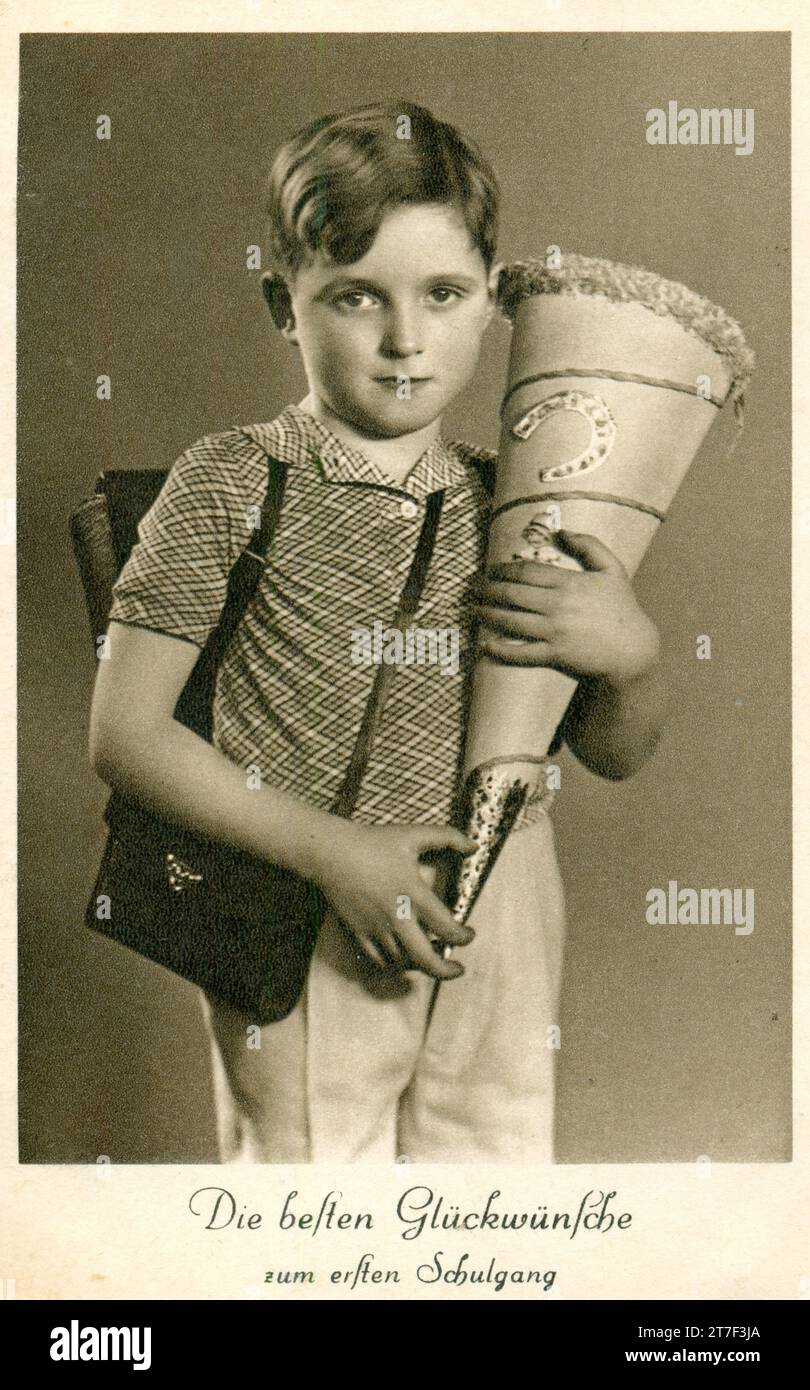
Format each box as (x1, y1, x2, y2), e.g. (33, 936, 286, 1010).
(269, 202, 502, 438)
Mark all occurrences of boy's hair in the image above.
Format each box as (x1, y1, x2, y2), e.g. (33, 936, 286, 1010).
(265, 100, 500, 281)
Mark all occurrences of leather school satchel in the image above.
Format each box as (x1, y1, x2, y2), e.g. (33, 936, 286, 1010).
(70, 452, 445, 1024)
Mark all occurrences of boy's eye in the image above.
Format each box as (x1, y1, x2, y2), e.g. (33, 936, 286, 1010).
(336, 290, 375, 308)
(428, 285, 463, 303)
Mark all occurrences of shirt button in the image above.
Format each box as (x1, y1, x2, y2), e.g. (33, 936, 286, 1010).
(400, 499, 419, 519)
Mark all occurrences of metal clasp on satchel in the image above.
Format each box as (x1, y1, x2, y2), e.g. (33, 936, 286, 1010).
(166, 852, 203, 892)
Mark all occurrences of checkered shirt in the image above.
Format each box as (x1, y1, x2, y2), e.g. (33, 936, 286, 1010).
(107, 403, 559, 829)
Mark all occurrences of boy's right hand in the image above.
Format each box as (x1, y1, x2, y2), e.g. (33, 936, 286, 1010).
(308, 820, 478, 980)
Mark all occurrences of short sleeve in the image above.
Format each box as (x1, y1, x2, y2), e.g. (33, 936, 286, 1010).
(547, 717, 566, 757)
(107, 442, 237, 649)
(452, 441, 497, 498)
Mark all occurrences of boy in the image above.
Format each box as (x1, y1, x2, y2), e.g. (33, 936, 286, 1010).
(89, 101, 668, 1163)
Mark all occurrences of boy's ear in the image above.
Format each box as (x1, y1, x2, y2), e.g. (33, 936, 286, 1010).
(484, 260, 507, 323)
(261, 272, 298, 342)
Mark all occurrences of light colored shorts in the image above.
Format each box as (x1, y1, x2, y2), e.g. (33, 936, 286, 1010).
(199, 812, 566, 1163)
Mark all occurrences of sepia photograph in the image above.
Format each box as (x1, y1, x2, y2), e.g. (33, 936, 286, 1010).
(15, 26, 790, 1186)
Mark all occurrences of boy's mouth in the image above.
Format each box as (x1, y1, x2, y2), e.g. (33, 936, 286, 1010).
(374, 375, 433, 388)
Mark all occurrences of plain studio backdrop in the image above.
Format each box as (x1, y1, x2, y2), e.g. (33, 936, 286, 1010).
(17, 31, 790, 1163)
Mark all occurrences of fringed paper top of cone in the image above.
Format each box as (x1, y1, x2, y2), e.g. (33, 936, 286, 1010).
(497, 252, 754, 417)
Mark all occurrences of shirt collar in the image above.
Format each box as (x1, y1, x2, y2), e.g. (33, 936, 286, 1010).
(241, 402, 478, 500)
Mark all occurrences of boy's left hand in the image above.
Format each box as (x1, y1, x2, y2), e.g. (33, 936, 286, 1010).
(474, 530, 660, 686)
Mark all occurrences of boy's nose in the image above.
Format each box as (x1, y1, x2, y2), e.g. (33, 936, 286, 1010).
(381, 307, 425, 359)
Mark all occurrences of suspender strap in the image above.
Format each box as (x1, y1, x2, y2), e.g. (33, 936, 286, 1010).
(178, 455, 287, 741)
(331, 490, 446, 818)
(210, 455, 288, 665)
(245, 454, 290, 559)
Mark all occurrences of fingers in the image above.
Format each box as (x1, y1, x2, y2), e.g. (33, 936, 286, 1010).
(484, 560, 575, 589)
(412, 826, 477, 857)
(392, 917, 470, 980)
(553, 530, 627, 576)
(485, 537, 626, 579)
(478, 633, 557, 667)
(416, 859, 440, 892)
(476, 578, 557, 616)
(378, 928, 410, 968)
(410, 890, 476, 948)
(373, 920, 468, 979)
(476, 604, 554, 642)
(354, 928, 416, 974)
(349, 899, 474, 982)
(355, 937, 390, 970)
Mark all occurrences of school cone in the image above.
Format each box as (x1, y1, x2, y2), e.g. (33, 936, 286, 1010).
(441, 250, 754, 951)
